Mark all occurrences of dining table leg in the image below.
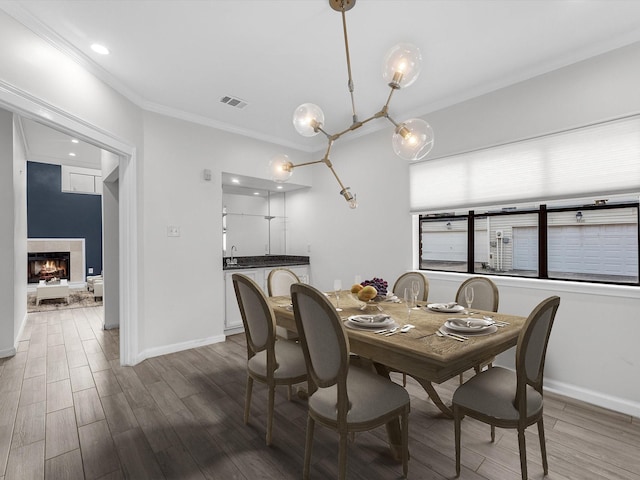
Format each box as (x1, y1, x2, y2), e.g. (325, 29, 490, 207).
(410, 376, 454, 418)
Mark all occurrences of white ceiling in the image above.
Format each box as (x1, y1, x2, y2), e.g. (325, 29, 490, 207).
(5, 0, 640, 171)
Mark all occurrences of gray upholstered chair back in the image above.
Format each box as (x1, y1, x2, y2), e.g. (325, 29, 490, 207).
(291, 283, 349, 389)
(455, 277, 499, 312)
(267, 268, 300, 297)
(232, 273, 275, 355)
(516, 296, 560, 397)
(392, 272, 429, 301)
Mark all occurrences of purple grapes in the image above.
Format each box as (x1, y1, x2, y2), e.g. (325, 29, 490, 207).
(361, 277, 388, 297)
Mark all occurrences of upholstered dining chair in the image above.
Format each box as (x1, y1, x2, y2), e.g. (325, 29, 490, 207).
(267, 267, 300, 296)
(232, 273, 307, 446)
(291, 283, 410, 480)
(453, 295, 560, 480)
(267, 267, 301, 340)
(392, 272, 429, 385)
(392, 271, 429, 302)
(455, 276, 499, 312)
(455, 276, 499, 383)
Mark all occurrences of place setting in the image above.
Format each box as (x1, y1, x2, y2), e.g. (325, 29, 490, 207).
(343, 313, 399, 332)
(437, 316, 509, 341)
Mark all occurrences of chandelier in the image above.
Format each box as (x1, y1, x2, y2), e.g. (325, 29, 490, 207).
(268, 0, 434, 208)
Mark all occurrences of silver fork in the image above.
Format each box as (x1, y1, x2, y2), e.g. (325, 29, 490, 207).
(375, 327, 397, 335)
(436, 330, 466, 342)
(385, 324, 415, 336)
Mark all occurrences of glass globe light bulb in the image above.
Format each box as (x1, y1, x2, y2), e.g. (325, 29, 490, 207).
(382, 43, 422, 89)
(292, 103, 324, 137)
(392, 118, 434, 161)
(269, 154, 294, 183)
(348, 197, 358, 209)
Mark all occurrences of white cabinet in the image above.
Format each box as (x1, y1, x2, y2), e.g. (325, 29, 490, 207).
(224, 265, 310, 335)
(224, 269, 260, 333)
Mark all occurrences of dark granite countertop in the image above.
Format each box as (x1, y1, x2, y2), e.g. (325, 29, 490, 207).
(223, 255, 309, 270)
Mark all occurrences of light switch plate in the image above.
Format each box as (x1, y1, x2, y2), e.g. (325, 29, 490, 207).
(167, 226, 180, 237)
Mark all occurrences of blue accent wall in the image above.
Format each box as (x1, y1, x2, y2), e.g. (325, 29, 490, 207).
(27, 162, 102, 276)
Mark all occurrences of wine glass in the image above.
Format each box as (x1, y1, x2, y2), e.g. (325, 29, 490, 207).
(404, 288, 412, 322)
(411, 281, 420, 309)
(464, 286, 474, 314)
(333, 279, 342, 311)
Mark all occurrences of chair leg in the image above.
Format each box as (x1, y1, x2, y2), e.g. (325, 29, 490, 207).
(454, 406, 462, 477)
(491, 425, 495, 442)
(244, 376, 253, 425)
(402, 373, 407, 387)
(401, 409, 409, 478)
(338, 431, 348, 480)
(537, 418, 549, 475)
(459, 372, 464, 384)
(266, 384, 275, 446)
(517, 427, 528, 480)
(303, 416, 315, 480)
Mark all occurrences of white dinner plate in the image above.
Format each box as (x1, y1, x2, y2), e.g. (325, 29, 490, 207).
(345, 319, 398, 331)
(445, 318, 494, 333)
(427, 303, 465, 313)
(440, 324, 497, 337)
(347, 315, 394, 328)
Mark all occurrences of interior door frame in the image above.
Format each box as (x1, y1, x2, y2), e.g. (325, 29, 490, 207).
(0, 81, 139, 365)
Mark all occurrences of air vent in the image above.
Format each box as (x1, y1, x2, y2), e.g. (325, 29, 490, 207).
(220, 96, 248, 109)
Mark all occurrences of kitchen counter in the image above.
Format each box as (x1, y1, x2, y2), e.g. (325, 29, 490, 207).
(222, 255, 309, 270)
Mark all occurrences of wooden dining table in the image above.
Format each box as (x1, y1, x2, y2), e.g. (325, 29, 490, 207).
(268, 290, 527, 459)
(268, 291, 527, 418)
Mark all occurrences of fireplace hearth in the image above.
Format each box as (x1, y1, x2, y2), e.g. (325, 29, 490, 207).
(28, 252, 70, 283)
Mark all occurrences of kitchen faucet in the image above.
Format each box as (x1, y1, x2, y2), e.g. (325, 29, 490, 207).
(228, 245, 238, 265)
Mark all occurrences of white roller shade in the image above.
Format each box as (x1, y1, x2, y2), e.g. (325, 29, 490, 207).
(410, 116, 640, 213)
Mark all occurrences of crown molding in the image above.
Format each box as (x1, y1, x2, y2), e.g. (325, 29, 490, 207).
(141, 100, 318, 153)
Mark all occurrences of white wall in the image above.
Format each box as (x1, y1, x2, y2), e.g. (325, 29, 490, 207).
(0, 109, 16, 356)
(102, 151, 119, 329)
(12, 114, 27, 347)
(138, 112, 313, 359)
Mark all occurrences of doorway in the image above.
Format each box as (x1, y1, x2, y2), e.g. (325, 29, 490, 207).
(1, 87, 138, 365)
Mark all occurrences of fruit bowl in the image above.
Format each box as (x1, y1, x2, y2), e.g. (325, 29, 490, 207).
(351, 293, 383, 310)
(350, 277, 389, 309)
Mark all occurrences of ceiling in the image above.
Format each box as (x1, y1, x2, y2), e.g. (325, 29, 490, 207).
(5, 0, 640, 173)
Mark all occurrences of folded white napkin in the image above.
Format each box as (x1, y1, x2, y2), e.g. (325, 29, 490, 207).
(448, 318, 493, 328)
(350, 314, 390, 323)
(432, 302, 458, 309)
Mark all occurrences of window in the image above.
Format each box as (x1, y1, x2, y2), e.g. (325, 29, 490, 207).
(420, 202, 639, 285)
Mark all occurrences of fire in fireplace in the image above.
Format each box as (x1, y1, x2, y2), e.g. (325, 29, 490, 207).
(28, 252, 70, 283)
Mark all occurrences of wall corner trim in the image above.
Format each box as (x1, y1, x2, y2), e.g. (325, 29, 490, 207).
(129, 334, 226, 367)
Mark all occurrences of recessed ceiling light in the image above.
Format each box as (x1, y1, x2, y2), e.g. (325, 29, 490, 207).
(276, 185, 284, 189)
(68, 152, 76, 157)
(91, 43, 110, 55)
(71, 139, 79, 144)
(253, 192, 260, 195)
(231, 178, 239, 183)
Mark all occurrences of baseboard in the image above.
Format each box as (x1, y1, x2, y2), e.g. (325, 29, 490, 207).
(0, 346, 17, 358)
(135, 334, 226, 364)
(14, 311, 28, 350)
(1, 312, 28, 358)
(544, 377, 640, 419)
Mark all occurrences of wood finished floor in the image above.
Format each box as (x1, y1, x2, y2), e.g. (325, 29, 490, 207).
(1, 307, 638, 479)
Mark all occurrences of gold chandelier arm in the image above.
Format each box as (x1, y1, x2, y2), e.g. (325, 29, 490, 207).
(340, 5, 358, 124)
(289, 158, 327, 169)
(384, 86, 397, 110)
(326, 161, 349, 193)
(385, 113, 401, 128)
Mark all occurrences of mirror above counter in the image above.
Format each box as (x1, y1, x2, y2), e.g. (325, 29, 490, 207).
(222, 172, 309, 258)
